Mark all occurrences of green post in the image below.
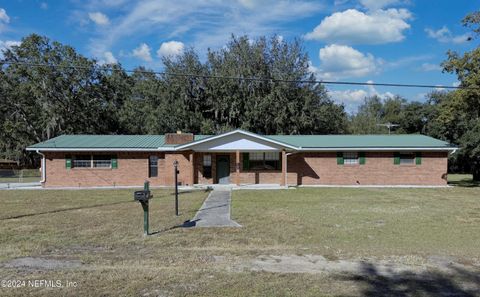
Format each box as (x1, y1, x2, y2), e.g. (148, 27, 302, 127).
(142, 181, 150, 236)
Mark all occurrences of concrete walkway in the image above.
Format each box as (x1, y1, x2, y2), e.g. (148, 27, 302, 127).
(192, 189, 241, 227)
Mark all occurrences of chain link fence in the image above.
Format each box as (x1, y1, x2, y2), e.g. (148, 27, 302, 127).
(0, 169, 41, 183)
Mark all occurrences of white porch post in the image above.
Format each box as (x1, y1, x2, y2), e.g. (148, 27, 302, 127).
(235, 150, 240, 186)
(281, 149, 286, 186)
(189, 151, 194, 185)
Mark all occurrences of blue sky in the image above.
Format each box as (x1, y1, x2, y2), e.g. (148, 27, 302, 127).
(0, 0, 478, 112)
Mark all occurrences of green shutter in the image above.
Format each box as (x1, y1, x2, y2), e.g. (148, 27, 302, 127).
(337, 152, 344, 165)
(394, 152, 400, 165)
(66, 157, 72, 169)
(242, 153, 249, 170)
(111, 156, 118, 169)
(359, 152, 366, 165)
(415, 152, 422, 165)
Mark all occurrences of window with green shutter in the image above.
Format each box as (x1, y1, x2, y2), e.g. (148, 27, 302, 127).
(394, 152, 400, 165)
(415, 152, 422, 165)
(337, 152, 344, 165)
(359, 152, 366, 165)
(65, 156, 72, 169)
(111, 157, 118, 169)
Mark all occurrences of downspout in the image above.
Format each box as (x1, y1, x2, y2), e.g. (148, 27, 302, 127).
(36, 150, 46, 183)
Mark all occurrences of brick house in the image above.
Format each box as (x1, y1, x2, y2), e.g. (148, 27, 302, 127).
(26, 129, 456, 188)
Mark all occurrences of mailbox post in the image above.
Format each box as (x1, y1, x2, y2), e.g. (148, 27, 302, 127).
(134, 181, 152, 236)
(173, 160, 179, 216)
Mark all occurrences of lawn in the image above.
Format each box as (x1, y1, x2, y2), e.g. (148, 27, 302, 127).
(0, 184, 479, 296)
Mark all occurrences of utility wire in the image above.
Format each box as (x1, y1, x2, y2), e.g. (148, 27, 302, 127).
(1, 60, 476, 90)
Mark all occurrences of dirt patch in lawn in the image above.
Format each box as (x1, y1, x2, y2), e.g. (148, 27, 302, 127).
(226, 254, 480, 276)
(3, 257, 83, 270)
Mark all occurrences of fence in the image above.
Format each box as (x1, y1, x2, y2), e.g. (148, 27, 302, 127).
(0, 169, 41, 183)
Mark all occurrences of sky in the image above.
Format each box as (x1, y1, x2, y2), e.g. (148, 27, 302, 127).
(0, 0, 478, 113)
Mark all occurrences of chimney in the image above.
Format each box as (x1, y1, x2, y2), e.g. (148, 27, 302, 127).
(165, 131, 194, 145)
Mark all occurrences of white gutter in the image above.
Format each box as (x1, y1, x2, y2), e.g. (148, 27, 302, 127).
(25, 147, 173, 152)
(36, 150, 46, 183)
(449, 148, 459, 155)
(298, 147, 457, 152)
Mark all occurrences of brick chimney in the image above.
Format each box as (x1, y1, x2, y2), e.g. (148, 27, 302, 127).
(164, 131, 194, 145)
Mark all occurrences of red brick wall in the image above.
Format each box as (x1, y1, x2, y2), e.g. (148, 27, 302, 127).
(288, 152, 448, 186)
(43, 151, 195, 188)
(43, 151, 448, 187)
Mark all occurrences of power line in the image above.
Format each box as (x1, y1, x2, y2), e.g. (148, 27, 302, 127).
(1, 60, 476, 90)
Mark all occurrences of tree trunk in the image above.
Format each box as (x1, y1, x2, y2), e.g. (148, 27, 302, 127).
(473, 167, 480, 182)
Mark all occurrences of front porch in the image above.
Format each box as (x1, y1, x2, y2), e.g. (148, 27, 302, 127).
(175, 130, 297, 186)
(192, 151, 289, 186)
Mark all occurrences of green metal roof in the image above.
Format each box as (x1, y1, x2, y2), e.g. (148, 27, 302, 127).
(27, 134, 209, 149)
(27, 132, 455, 150)
(266, 134, 453, 148)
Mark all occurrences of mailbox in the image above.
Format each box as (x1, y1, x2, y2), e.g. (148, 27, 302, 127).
(134, 190, 151, 202)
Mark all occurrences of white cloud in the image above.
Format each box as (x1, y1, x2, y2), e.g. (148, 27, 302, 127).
(359, 0, 402, 10)
(305, 9, 411, 44)
(0, 8, 9, 33)
(0, 40, 21, 58)
(103, 51, 117, 64)
(40, 2, 48, 10)
(157, 41, 184, 57)
(329, 80, 394, 113)
(89, 12, 110, 26)
(238, 0, 256, 9)
(132, 43, 152, 61)
(314, 44, 381, 79)
(0, 40, 20, 51)
(419, 63, 441, 72)
(0, 8, 9, 23)
(81, 1, 323, 57)
(425, 26, 469, 44)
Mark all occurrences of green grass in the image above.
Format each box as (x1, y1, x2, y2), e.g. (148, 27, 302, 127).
(0, 186, 479, 296)
(448, 173, 480, 187)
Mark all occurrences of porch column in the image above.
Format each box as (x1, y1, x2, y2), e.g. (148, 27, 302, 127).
(280, 149, 286, 186)
(235, 150, 240, 186)
(189, 151, 194, 185)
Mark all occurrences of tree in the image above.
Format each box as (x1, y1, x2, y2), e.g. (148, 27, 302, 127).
(0, 34, 113, 164)
(440, 11, 480, 180)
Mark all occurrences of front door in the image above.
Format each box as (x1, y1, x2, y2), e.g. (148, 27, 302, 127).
(216, 155, 230, 184)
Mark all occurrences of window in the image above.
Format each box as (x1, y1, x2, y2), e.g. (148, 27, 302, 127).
(400, 153, 415, 165)
(149, 156, 158, 177)
(248, 152, 280, 170)
(71, 155, 116, 169)
(93, 155, 112, 168)
(343, 152, 358, 165)
(72, 155, 92, 168)
(203, 155, 212, 178)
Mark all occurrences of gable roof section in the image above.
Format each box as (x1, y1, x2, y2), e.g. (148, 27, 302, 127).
(174, 129, 298, 151)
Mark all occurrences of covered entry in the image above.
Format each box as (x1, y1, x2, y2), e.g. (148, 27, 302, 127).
(216, 155, 230, 184)
(176, 130, 296, 186)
